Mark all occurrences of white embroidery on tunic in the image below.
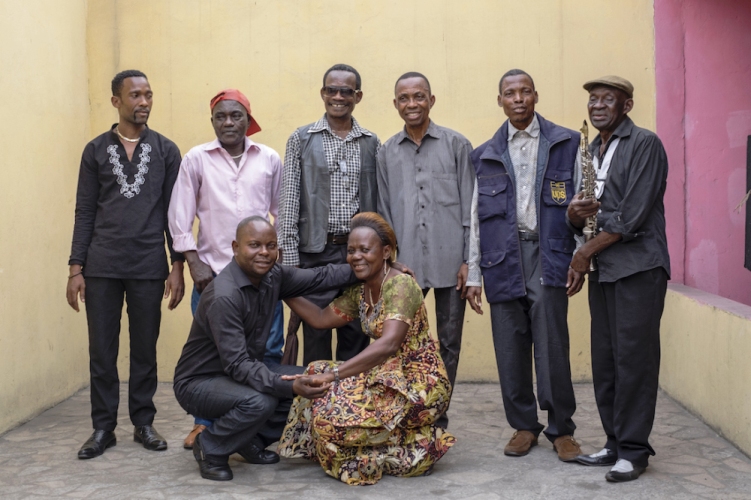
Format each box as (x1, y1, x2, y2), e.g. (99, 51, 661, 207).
(107, 143, 152, 198)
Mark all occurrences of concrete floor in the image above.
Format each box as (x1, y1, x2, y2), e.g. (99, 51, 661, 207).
(1, 382, 750, 500)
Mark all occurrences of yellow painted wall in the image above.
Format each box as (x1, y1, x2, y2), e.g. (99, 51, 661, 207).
(84, 0, 656, 385)
(0, 1, 91, 433)
(660, 285, 751, 457)
(0, 0, 658, 435)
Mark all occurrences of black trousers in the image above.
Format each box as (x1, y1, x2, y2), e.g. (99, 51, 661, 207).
(489, 240, 576, 442)
(84, 277, 164, 431)
(299, 242, 370, 365)
(174, 364, 304, 459)
(589, 267, 667, 468)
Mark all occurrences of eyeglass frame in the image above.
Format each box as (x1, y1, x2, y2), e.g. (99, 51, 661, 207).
(321, 86, 362, 98)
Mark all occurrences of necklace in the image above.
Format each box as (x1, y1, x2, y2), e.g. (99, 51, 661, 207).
(230, 153, 244, 159)
(358, 265, 390, 338)
(115, 127, 140, 143)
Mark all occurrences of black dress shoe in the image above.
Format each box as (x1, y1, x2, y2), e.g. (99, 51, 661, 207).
(606, 465, 646, 482)
(193, 433, 233, 481)
(238, 436, 280, 465)
(134, 425, 168, 451)
(576, 449, 617, 466)
(78, 430, 116, 459)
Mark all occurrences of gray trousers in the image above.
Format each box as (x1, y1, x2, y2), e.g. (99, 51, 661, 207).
(422, 286, 466, 390)
(489, 240, 576, 442)
(589, 267, 667, 468)
(299, 242, 370, 365)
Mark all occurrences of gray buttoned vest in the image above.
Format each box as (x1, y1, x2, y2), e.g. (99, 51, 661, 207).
(296, 124, 379, 254)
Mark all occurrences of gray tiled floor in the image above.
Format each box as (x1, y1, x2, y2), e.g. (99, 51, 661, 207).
(1, 383, 750, 499)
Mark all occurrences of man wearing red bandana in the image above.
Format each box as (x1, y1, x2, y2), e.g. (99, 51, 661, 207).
(168, 89, 286, 457)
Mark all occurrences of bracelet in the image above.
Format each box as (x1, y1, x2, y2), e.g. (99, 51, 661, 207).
(332, 366, 340, 385)
(68, 271, 83, 279)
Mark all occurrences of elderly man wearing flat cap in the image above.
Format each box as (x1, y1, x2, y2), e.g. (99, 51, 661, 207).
(567, 76, 670, 482)
(169, 89, 286, 456)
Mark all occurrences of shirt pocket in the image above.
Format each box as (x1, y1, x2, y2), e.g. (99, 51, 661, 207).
(432, 173, 460, 207)
(477, 174, 509, 221)
(541, 169, 573, 207)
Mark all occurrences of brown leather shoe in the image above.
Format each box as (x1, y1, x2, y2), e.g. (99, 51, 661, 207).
(504, 430, 538, 456)
(553, 435, 581, 462)
(183, 424, 206, 450)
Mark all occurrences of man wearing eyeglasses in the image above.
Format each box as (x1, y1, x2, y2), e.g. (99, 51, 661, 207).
(278, 64, 379, 365)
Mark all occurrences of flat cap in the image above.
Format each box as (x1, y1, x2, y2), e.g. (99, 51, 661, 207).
(583, 75, 634, 98)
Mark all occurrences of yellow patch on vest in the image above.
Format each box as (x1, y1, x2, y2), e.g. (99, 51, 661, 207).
(550, 181, 567, 205)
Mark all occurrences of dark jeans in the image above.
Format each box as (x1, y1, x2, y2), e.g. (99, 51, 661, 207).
(489, 240, 576, 442)
(299, 242, 370, 364)
(589, 267, 667, 468)
(174, 363, 304, 458)
(84, 277, 164, 431)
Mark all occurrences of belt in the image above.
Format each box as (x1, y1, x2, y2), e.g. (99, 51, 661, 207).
(327, 233, 349, 245)
(518, 231, 539, 241)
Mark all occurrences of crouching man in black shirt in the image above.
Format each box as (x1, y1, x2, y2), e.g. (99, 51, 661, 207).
(173, 216, 355, 481)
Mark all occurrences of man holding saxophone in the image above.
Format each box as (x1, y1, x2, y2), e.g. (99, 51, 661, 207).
(567, 76, 670, 482)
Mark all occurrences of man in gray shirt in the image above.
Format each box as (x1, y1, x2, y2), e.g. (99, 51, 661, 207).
(377, 72, 482, 426)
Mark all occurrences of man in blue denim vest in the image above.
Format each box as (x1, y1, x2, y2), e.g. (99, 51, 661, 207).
(469, 69, 584, 462)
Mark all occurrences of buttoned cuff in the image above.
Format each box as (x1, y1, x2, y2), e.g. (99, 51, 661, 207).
(281, 247, 300, 267)
(171, 233, 198, 253)
(602, 211, 640, 242)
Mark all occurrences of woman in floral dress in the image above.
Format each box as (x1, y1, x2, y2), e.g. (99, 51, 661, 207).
(277, 212, 455, 485)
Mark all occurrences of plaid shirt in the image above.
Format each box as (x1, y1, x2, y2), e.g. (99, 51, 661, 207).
(279, 115, 379, 266)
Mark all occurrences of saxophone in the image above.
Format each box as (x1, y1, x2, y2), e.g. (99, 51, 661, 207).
(579, 120, 597, 271)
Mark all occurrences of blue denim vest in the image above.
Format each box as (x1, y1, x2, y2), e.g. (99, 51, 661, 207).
(470, 113, 579, 303)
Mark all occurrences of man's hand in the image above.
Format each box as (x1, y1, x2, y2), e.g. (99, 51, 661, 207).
(569, 247, 593, 274)
(66, 265, 85, 312)
(164, 262, 185, 310)
(392, 261, 415, 279)
(456, 263, 469, 298)
(185, 251, 214, 292)
(292, 374, 332, 399)
(566, 267, 585, 297)
(466, 286, 484, 315)
(567, 192, 600, 228)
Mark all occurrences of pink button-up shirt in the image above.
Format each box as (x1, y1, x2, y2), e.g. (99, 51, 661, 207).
(168, 138, 282, 274)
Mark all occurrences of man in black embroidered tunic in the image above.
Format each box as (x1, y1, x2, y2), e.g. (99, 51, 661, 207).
(66, 70, 185, 459)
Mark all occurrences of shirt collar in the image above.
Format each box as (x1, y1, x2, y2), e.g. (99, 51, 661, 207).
(507, 114, 540, 142)
(591, 115, 634, 149)
(308, 115, 372, 138)
(226, 258, 277, 292)
(397, 120, 440, 144)
(202, 137, 260, 154)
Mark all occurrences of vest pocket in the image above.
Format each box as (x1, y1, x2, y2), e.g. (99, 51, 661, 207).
(541, 170, 573, 207)
(547, 237, 575, 255)
(480, 248, 506, 269)
(477, 176, 509, 220)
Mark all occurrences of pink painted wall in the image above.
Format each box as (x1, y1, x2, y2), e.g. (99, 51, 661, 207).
(656, 0, 751, 305)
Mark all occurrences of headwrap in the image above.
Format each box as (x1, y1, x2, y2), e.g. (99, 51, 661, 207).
(209, 89, 261, 136)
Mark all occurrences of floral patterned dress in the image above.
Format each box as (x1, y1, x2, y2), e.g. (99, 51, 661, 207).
(277, 273, 456, 485)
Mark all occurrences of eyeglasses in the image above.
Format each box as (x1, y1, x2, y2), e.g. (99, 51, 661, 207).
(322, 86, 360, 98)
